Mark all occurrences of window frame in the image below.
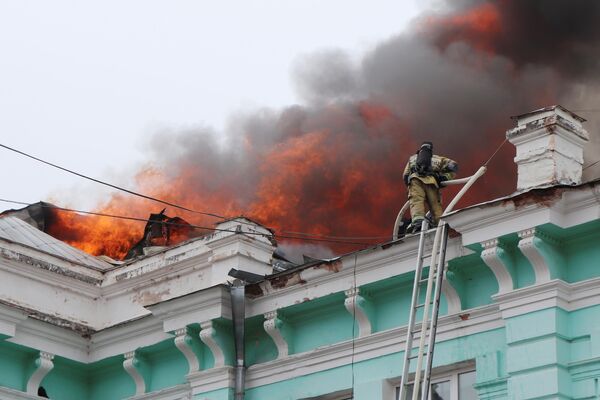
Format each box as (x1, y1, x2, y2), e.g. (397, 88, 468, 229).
(392, 361, 476, 400)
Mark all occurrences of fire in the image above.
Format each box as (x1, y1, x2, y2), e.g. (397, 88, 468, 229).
(41, 0, 589, 260)
(422, 2, 502, 54)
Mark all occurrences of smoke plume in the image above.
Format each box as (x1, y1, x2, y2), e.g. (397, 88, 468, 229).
(47, 0, 600, 260)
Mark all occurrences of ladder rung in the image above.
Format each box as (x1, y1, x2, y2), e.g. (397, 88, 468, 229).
(415, 300, 433, 308)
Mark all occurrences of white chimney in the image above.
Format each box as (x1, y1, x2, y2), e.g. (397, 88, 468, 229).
(506, 105, 589, 191)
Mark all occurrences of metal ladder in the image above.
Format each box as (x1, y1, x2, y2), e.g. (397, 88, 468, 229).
(398, 219, 450, 400)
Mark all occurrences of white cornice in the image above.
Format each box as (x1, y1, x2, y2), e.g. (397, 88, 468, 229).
(0, 303, 28, 337)
(102, 254, 212, 297)
(127, 384, 191, 400)
(146, 286, 231, 333)
(0, 253, 101, 297)
(8, 318, 89, 363)
(248, 237, 471, 318)
(187, 366, 235, 395)
(445, 184, 600, 246)
(493, 277, 600, 318)
(245, 305, 502, 389)
(0, 387, 43, 400)
(89, 316, 173, 363)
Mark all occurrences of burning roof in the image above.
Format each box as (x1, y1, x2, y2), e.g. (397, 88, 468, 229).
(8, 0, 600, 261)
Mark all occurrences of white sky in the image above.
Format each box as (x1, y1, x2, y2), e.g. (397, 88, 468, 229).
(0, 0, 423, 209)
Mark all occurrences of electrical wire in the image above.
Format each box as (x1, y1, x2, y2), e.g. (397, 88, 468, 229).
(0, 198, 378, 246)
(0, 143, 225, 220)
(350, 253, 358, 399)
(584, 159, 600, 171)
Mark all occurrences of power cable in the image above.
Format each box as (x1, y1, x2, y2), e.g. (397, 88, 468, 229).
(0, 198, 377, 246)
(0, 143, 225, 220)
(584, 159, 600, 171)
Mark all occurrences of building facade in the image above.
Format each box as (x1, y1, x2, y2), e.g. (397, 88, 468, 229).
(0, 106, 599, 400)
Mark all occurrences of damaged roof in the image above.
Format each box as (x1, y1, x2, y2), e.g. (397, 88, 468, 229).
(0, 216, 112, 271)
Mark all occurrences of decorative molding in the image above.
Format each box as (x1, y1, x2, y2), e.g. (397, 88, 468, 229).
(517, 228, 551, 284)
(26, 351, 54, 395)
(174, 328, 200, 374)
(127, 383, 191, 400)
(343, 288, 372, 337)
(90, 315, 172, 363)
(146, 286, 231, 333)
(481, 239, 514, 294)
(245, 304, 502, 390)
(0, 303, 28, 338)
(199, 321, 225, 368)
(187, 366, 235, 395)
(249, 236, 471, 318)
(0, 386, 46, 400)
(124, 351, 146, 396)
(263, 311, 289, 358)
(493, 277, 600, 318)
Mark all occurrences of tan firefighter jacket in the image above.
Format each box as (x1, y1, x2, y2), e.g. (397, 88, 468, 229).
(403, 154, 458, 188)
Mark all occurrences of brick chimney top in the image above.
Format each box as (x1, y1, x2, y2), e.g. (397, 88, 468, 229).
(506, 105, 589, 191)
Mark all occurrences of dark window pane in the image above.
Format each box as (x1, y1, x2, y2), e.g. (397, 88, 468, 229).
(430, 380, 450, 400)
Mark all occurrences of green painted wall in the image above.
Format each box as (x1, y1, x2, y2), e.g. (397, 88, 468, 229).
(285, 293, 354, 354)
(42, 357, 89, 400)
(140, 340, 189, 392)
(246, 315, 278, 366)
(87, 356, 135, 400)
(245, 328, 506, 400)
(0, 340, 36, 391)
(447, 253, 497, 309)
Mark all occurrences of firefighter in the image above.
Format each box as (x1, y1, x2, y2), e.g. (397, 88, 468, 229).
(403, 142, 458, 233)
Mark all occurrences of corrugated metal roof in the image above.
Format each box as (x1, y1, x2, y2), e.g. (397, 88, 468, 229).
(0, 216, 112, 271)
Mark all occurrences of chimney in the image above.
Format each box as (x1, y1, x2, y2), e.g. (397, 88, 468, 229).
(506, 105, 589, 191)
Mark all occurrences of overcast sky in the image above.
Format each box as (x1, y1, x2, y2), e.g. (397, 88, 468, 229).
(0, 0, 424, 209)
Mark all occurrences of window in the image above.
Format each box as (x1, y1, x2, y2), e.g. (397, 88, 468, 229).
(395, 369, 477, 400)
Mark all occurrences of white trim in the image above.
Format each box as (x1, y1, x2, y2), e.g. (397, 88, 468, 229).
(90, 316, 173, 363)
(245, 305, 502, 389)
(344, 288, 372, 337)
(174, 328, 200, 374)
(0, 303, 28, 338)
(248, 237, 472, 318)
(493, 277, 600, 318)
(263, 310, 289, 358)
(445, 182, 600, 246)
(199, 321, 225, 368)
(26, 351, 54, 395)
(146, 286, 231, 333)
(8, 318, 89, 363)
(0, 387, 45, 400)
(187, 366, 234, 395)
(128, 383, 191, 400)
(480, 239, 514, 294)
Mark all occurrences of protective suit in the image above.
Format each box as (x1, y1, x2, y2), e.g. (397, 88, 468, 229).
(403, 142, 458, 232)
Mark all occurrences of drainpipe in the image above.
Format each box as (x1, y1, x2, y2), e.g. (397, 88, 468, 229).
(230, 280, 246, 400)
